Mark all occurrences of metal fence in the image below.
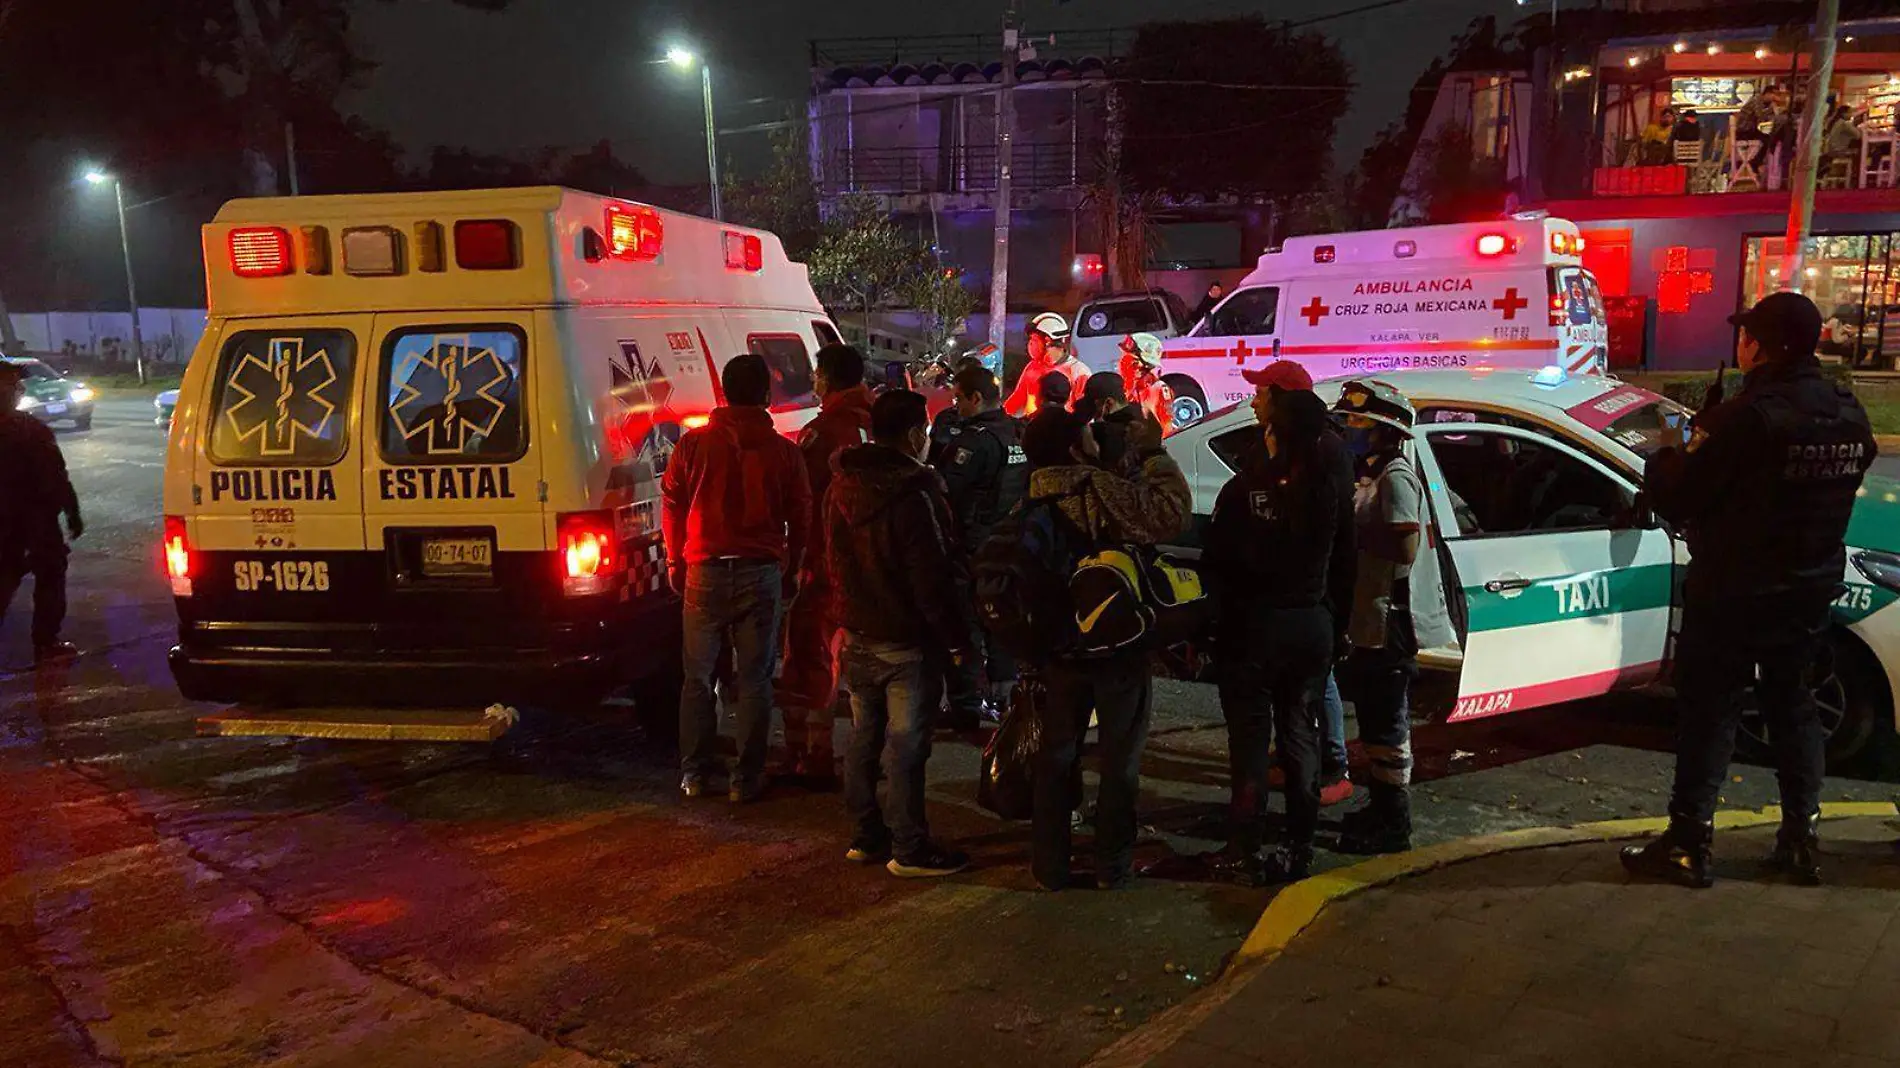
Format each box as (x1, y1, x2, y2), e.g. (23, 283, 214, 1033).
(820, 142, 1102, 196)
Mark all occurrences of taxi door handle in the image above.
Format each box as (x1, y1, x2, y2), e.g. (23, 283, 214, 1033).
(1484, 578, 1532, 593)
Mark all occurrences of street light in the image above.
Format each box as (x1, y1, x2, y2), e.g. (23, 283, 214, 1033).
(82, 167, 145, 384)
(665, 46, 722, 221)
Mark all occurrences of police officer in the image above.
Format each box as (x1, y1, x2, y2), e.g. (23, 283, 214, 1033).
(1203, 361, 1356, 884)
(1623, 292, 1875, 888)
(0, 362, 84, 663)
(933, 364, 1028, 727)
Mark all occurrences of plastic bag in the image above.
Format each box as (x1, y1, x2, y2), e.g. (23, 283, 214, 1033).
(977, 677, 1046, 820)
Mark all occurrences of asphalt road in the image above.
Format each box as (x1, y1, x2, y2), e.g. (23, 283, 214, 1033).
(0, 396, 1887, 1068)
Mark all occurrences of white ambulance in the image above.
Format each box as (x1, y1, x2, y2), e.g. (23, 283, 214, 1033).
(1159, 217, 1609, 426)
(162, 186, 840, 736)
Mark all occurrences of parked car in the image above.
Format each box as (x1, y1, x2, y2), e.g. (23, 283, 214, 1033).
(2, 357, 95, 430)
(156, 388, 179, 427)
(1070, 290, 1204, 425)
(1164, 365, 1899, 773)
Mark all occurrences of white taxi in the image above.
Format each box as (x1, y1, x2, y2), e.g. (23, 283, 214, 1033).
(1165, 366, 1900, 771)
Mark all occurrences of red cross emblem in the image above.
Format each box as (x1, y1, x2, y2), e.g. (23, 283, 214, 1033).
(1299, 296, 1330, 327)
(1492, 287, 1529, 320)
(1229, 338, 1253, 365)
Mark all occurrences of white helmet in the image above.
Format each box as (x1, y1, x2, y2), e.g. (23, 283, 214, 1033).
(1029, 311, 1070, 342)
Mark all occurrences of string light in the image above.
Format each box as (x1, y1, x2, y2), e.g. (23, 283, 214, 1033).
(1707, 43, 1722, 55)
(1627, 54, 1642, 68)
(1672, 41, 1688, 54)
(1756, 47, 1771, 60)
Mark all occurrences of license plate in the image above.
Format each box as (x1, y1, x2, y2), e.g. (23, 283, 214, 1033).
(422, 537, 492, 576)
(44, 403, 66, 415)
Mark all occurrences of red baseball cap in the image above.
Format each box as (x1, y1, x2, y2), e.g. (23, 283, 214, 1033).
(1240, 359, 1314, 392)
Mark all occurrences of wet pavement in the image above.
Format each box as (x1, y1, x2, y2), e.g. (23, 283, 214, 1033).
(3, 397, 1896, 1067)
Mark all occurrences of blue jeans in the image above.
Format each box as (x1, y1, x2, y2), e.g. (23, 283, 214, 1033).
(1321, 673, 1348, 774)
(841, 635, 937, 858)
(680, 559, 783, 782)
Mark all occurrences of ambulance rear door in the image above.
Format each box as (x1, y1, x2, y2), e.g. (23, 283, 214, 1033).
(189, 314, 372, 614)
(361, 311, 546, 640)
(1412, 422, 1674, 722)
(1551, 265, 1609, 375)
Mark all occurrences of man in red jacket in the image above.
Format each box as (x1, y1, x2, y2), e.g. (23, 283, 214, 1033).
(776, 344, 873, 790)
(662, 353, 812, 803)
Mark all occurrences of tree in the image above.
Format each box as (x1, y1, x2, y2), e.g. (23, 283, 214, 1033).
(807, 194, 925, 326)
(1399, 124, 1510, 224)
(722, 121, 820, 260)
(900, 267, 977, 355)
(1119, 18, 1352, 202)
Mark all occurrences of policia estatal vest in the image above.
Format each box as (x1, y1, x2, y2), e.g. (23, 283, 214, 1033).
(1623, 291, 1876, 889)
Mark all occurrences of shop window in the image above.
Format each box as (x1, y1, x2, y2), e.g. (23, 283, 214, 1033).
(1742, 233, 1900, 369)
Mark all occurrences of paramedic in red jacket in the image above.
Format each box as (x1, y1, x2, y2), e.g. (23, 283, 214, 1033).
(1003, 312, 1090, 417)
(662, 353, 812, 803)
(776, 344, 874, 791)
(1118, 332, 1176, 435)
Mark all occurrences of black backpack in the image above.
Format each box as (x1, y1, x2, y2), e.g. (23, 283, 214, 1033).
(972, 495, 1086, 663)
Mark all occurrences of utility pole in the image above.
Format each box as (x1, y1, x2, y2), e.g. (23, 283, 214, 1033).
(110, 179, 145, 385)
(987, 2, 1018, 353)
(702, 62, 723, 221)
(1783, 0, 1841, 286)
(285, 121, 300, 196)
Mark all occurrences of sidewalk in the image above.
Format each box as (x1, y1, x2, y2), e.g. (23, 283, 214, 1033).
(1107, 812, 1900, 1068)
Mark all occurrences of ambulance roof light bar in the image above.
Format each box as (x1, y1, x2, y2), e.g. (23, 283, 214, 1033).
(1475, 232, 1514, 258)
(606, 204, 663, 261)
(229, 227, 294, 277)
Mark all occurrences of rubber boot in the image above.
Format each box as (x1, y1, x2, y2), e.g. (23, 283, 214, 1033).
(1621, 814, 1715, 889)
(1764, 812, 1822, 886)
(1336, 782, 1413, 855)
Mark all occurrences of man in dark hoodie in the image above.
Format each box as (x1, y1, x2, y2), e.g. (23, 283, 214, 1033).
(1025, 408, 1191, 890)
(828, 389, 974, 878)
(777, 344, 875, 790)
(663, 354, 811, 804)
(933, 364, 1028, 728)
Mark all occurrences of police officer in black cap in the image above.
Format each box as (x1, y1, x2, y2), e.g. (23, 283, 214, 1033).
(1623, 291, 1875, 888)
(0, 361, 84, 663)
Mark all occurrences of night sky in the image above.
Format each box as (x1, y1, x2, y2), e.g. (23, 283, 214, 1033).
(347, 0, 1517, 184)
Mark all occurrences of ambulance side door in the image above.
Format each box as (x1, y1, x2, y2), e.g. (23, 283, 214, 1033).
(1412, 423, 1673, 722)
(1184, 285, 1282, 412)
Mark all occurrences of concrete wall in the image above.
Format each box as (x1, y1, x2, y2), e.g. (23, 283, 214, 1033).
(8, 308, 207, 365)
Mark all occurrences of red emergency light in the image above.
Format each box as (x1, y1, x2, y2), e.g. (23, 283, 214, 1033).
(557, 510, 622, 597)
(1314, 245, 1336, 264)
(607, 205, 664, 261)
(229, 227, 294, 277)
(1475, 232, 1513, 258)
(724, 231, 763, 272)
(454, 219, 520, 270)
(163, 514, 194, 597)
(1549, 293, 1567, 327)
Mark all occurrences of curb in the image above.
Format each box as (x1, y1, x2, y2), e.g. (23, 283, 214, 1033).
(1086, 800, 1900, 1068)
(1876, 435, 1900, 451)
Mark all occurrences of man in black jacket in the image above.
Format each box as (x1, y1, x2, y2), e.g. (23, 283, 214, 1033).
(933, 365, 1028, 727)
(1624, 292, 1875, 888)
(828, 389, 974, 878)
(1202, 361, 1356, 883)
(0, 362, 84, 663)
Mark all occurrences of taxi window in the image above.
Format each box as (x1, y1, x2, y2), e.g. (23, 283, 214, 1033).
(208, 329, 357, 465)
(1425, 429, 1631, 536)
(1563, 385, 1690, 459)
(747, 333, 816, 407)
(380, 326, 526, 462)
(1204, 287, 1279, 337)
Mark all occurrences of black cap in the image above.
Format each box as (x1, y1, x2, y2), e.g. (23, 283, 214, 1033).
(1728, 291, 1823, 358)
(1083, 371, 1127, 407)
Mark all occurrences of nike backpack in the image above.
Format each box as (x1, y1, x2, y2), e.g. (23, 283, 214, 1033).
(972, 497, 1083, 664)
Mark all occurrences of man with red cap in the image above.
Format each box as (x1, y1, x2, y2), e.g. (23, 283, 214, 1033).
(1201, 359, 1357, 884)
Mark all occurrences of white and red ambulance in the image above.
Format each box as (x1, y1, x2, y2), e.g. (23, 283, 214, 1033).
(162, 187, 839, 738)
(1158, 217, 1609, 426)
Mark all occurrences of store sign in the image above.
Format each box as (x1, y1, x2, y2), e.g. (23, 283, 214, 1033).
(1671, 77, 1760, 113)
(1654, 246, 1716, 314)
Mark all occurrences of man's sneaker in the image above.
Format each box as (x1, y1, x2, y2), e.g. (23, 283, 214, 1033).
(680, 772, 708, 800)
(1319, 776, 1355, 807)
(33, 642, 78, 665)
(729, 776, 766, 804)
(888, 844, 970, 878)
(845, 838, 891, 864)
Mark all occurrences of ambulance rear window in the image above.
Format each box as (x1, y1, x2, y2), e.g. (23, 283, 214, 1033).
(208, 329, 358, 466)
(379, 326, 527, 462)
(747, 333, 815, 407)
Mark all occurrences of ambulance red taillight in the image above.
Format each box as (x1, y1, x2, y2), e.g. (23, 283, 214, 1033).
(558, 511, 621, 596)
(723, 231, 762, 272)
(163, 515, 194, 597)
(229, 227, 294, 277)
(454, 219, 520, 270)
(607, 205, 664, 261)
(1475, 233, 1513, 258)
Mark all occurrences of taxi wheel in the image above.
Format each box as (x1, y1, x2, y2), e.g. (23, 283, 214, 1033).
(1737, 629, 1891, 775)
(1162, 374, 1207, 430)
